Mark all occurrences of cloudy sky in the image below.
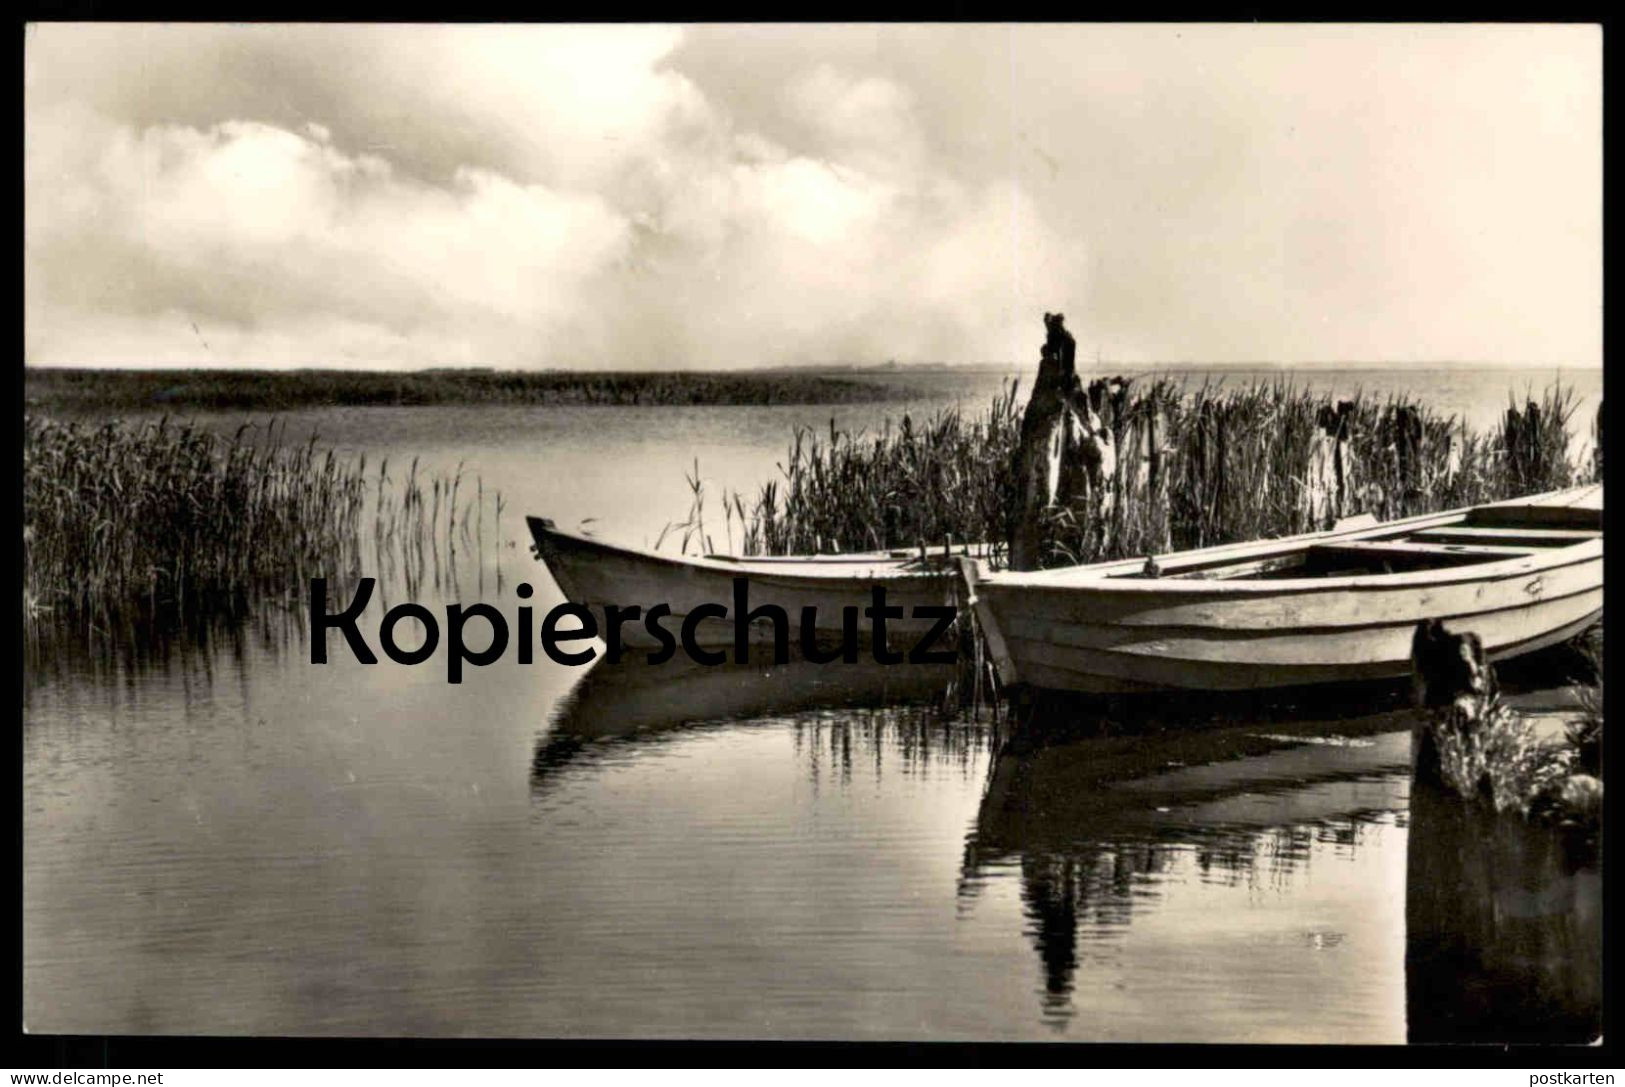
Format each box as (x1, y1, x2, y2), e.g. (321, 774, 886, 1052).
(25, 23, 1600, 370)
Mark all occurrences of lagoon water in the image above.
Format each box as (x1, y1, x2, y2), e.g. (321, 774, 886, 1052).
(23, 365, 1601, 1040)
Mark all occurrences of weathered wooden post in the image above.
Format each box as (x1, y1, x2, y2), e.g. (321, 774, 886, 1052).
(1007, 314, 1135, 570)
(1406, 618, 1602, 1043)
(1502, 398, 1543, 495)
(1009, 313, 1083, 572)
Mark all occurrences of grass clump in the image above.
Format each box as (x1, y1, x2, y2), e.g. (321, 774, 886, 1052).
(1430, 705, 1571, 819)
(1432, 700, 1602, 833)
(1421, 624, 1603, 833)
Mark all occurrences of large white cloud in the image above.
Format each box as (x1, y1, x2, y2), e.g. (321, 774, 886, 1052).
(23, 23, 1600, 369)
(28, 104, 636, 365)
(26, 26, 1076, 368)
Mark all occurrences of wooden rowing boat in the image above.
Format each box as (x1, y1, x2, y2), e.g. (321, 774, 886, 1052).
(960, 484, 1602, 694)
(526, 516, 978, 649)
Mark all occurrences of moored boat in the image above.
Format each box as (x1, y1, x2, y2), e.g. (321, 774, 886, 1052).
(527, 516, 980, 649)
(961, 484, 1602, 694)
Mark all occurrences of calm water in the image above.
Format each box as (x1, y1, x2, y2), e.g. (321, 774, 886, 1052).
(23, 366, 1601, 1041)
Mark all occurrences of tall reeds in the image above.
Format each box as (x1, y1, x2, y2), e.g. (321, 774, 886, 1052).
(23, 414, 502, 630)
(728, 381, 1023, 558)
(719, 377, 1589, 568)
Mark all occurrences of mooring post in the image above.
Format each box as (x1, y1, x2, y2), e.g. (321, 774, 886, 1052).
(1010, 312, 1082, 572)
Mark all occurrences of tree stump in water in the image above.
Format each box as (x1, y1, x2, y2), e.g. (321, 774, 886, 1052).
(1010, 316, 1075, 571)
(1009, 313, 1117, 571)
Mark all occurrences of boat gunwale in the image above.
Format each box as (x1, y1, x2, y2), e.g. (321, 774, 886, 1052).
(979, 485, 1602, 596)
(526, 516, 950, 583)
(980, 540, 1601, 597)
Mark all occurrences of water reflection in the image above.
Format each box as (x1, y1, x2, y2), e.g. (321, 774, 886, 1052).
(23, 589, 311, 719)
(1406, 777, 1602, 1044)
(1401, 636, 1602, 1044)
(27, 391, 1599, 1041)
(963, 709, 1415, 1029)
(532, 649, 972, 796)
(21, 532, 498, 699)
(789, 706, 991, 793)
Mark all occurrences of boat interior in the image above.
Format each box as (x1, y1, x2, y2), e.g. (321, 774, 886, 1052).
(1132, 499, 1603, 582)
(704, 540, 992, 568)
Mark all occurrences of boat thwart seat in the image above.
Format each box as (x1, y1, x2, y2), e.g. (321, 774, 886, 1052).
(1466, 503, 1601, 531)
(1307, 539, 1540, 570)
(1409, 526, 1601, 547)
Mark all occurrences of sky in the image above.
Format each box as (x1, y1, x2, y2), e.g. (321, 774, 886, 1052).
(24, 23, 1602, 370)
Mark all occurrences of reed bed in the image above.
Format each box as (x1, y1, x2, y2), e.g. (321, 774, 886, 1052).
(26, 366, 898, 412)
(728, 381, 1024, 558)
(709, 377, 1591, 568)
(23, 414, 503, 630)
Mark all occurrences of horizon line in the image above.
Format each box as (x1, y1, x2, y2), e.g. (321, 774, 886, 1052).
(22, 359, 1605, 374)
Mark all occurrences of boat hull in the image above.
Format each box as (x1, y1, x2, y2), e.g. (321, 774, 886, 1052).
(968, 486, 1603, 694)
(528, 517, 962, 651)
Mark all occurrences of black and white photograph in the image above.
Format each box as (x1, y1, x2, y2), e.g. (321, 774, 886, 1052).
(22, 22, 1603, 1046)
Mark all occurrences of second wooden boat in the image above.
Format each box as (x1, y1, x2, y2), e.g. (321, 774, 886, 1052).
(527, 516, 978, 649)
(961, 484, 1602, 694)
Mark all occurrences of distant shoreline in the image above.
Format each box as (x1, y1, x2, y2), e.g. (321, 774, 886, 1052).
(22, 367, 908, 412)
(24, 362, 1599, 414)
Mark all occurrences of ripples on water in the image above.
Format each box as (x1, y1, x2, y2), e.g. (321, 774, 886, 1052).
(23, 581, 1429, 1042)
(23, 372, 1602, 1041)
(25, 577, 1598, 1040)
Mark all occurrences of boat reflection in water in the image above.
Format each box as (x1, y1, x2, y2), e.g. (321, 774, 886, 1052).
(962, 698, 1417, 1031)
(532, 643, 1599, 1042)
(533, 647, 965, 794)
